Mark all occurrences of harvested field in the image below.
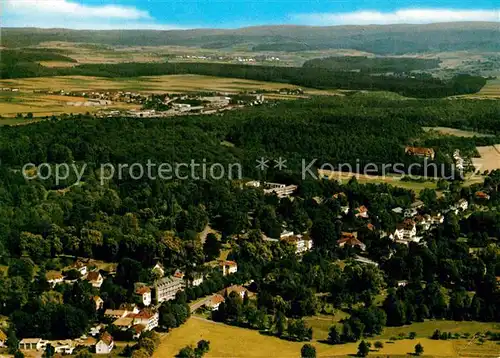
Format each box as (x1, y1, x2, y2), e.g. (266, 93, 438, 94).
(472, 145, 500, 172)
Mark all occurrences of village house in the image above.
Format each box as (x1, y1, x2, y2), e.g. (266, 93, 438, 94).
(19, 338, 46, 351)
(154, 276, 184, 303)
(95, 333, 114, 355)
(219, 260, 238, 276)
(431, 213, 444, 225)
(72, 261, 88, 276)
(190, 273, 204, 287)
(415, 215, 432, 231)
(104, 304, 139, 319)
(205, 294, 225, 311)
(89, 324, 106, 337)
(354, 205, 369, 219)
(86, 271, 104, 288)
(127, 310, 159, 331)
(280, 233, 313, 254)
(393, 219, 419, 245)
(93, 296, 104, 311)
(405, 146, 435, 160)
(220, 285, 248, 299)
(337, 232, 366, 251)
(52, 340, 75, 355)
(151, 263, 165, 278)
(46, 271, 64, 287)
(135, 286, 152, 306)
(448, 199, 469, 214)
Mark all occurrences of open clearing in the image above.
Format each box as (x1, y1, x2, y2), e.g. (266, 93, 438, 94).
(423, 127, 494, 138)
(154, 317, 500, 357)
(317, 169, 438, 192)
(472, 145, 500, 172)
(0, 74, 338, 95)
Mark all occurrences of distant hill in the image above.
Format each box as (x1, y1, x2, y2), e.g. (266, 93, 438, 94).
(2, 22, 499, 55)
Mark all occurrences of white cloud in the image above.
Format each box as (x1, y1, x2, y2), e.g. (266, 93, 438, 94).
(1, 0, 188, 29)
(292, 8, 500, 26)
(4, 0, 151, 20)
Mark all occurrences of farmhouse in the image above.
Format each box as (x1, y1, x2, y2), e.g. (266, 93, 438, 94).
(405, 146, 435, 160)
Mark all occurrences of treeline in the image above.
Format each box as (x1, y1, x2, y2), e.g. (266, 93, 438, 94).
(0, 59, 487, 98)
(303, 56, 441, 73)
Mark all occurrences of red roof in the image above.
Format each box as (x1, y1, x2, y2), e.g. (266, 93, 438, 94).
(99, 332, 113, 345)
(209, 294, 225, 305)
(86, 271, 101, 281)
(337, 237, 365, 248)
(220, 260, 237, 267)
(475, 191, 490, 199)
(397, 219, 416, 230)
(135, 286, 151, 295)
(405, 146, 435, 157)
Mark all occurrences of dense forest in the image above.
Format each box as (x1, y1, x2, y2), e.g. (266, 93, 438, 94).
(303, 56, 441, 73)
(2, 23, 499, 54)
(1, 94, 500, 347)
(0, 53, 487, 98)
(1, 97, 499, 177)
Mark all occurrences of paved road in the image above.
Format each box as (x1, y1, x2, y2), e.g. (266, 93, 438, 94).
(190, 294, 215, 313)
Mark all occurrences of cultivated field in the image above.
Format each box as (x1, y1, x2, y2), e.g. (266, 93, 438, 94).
(0, 90, 138, 120)
(423, 127, 494, 138)
(0, 74, 336, 95)
(154, 317, 500, 357)
(472, 145, 500, 172)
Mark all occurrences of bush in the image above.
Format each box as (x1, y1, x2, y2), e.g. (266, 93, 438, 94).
(408, 332, 417, 339)
(374, 341, 384, 349)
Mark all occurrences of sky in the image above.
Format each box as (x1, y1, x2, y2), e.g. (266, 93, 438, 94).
(2, 0, 499, 29)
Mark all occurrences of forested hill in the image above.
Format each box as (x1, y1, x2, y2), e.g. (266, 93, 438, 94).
(2, 22, 499, 54)
(0, 57, 487, 98)
(0, 97, 498, 179)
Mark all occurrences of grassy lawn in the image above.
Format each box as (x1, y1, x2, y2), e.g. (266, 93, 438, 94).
(305, 312, 350, 341)
(318, 169, 438, 193)
(154, 317, 499, 357)
(375, 320, 500, 340)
